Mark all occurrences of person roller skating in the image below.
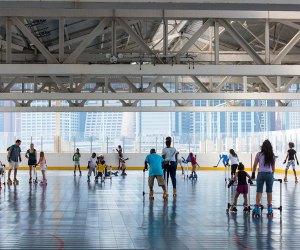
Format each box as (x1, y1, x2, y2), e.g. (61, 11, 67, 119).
(145, 149, 168, 201)
(37, 151, 47, 185)
(227, 163, 252, 213)
(87, 153, 97, 183)
(95, 158, 105, 183)
(283, 142, 299, 183)
(120, 157, 128, 176)
(251, 140, 275, 218)
(25, 143, 37, 184)
(228, 149, 239, 180)
(187, 152, 198, 180)
(0, 162, 5, 189)
(116, 145, 123, 170)
(162, 137, 177, 198)
(73, 148, 82, 176)
(7, 140, 22, 186)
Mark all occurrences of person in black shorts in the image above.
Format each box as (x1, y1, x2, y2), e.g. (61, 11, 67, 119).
(228, 163, 253, 212)
(283, 142, 299, 183)
(25, 143, 37, 184)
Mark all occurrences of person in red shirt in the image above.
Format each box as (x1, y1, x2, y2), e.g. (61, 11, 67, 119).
(188, 152, 198, 179)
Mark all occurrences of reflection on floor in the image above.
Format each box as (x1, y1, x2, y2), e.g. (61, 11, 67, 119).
(0, 170, 297, 249)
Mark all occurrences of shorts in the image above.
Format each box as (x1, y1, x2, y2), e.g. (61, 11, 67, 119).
(231, 164, 238, 176)
(236, 184, 248, 194)
(286, 160, 296, 170)
(9, 161, 19, 170)
(28, 160, 37, 166)
(88, 167, 95, 176)
(40, 165, 47, 171)
(148, 175, 165, 188)
(256, 172, 274, 193)
(74, 161, 80, 167)
(192, 164, 197, 172)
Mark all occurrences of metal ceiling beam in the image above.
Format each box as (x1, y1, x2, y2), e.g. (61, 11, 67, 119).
(10, 17, 59, 64)
(258, 76, 277, 92)
(176, 19, 213, 57)
(0, 106, 299, 113)
(64, 18, 111, 63)
(190, 76, 209, 93)
(117, 17, 161, 61)
(272, 30, 300, 64)
(2, 9, 300, 20)
(2, 92, 300, 101)
(219, 19, 265, 65)
(2, 64, 300, 76)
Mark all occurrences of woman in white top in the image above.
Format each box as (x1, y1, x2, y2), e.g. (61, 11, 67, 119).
(162, 137, 177, 197)
(228, 149, 239, 179)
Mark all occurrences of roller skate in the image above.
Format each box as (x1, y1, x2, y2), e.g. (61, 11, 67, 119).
(33, 178, 38, 184)
(7, 178, 12, 185)
(74, 171, 76, 176)
(163, 191, 168, 201)
(296, 177, 298, 183)
(149, 190, 154, 201)
(173, 188, 177, 198)
(87, 176, 91, 183)
(252, 205, 261, 218)
(79, 171, 82, 177)
(243, 205, 250, 213)
(284, 176, 288, 183)
(267, 204, 273, 218)
(40, 179, 47, 185)
(95, 177, 99, 183)
(13, 178, 19, 185)
(121, 172, 127, 176)
(230, 205, 237, 213)
(29, 177, 32, 184)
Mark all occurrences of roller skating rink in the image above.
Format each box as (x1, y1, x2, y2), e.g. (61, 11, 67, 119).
(0, 170, 297, 249)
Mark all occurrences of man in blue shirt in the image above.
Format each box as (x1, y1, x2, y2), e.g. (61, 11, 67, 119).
(7, 139, 22, 185)
(144, 149, 168, 200)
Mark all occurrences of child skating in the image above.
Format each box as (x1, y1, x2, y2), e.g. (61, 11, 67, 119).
(187, 152, 198, 180)
(87, 152, 97, 182)
(73, 148, 82, 176)
(228, 149, 239, 179)
(144, 149, 168, 200)
(95, 159, 105, 183)
(37, 152, 47, 185)
(283, 142, 299, 183)
(228, 163, 253, 213)
(120, 157, 128, 176)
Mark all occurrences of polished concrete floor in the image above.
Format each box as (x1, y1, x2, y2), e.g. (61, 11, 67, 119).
(0, 170, 298, 249)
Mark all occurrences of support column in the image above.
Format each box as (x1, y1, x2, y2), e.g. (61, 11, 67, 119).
(6, 17, 12, 64)
(163, 18, 168, 57)
(214, 20, 219, 65)
(59, 17, 65, 63)
(265, 19, 270, 64)
(243, 76, 247, 93)
(111, 18, 116, 56)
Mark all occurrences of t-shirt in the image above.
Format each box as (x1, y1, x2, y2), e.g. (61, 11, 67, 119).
(88, 157, 97, 168)
(288, 149, 296, 161)
(97, 163, 105, 172)
(177, 153, 182, 163)
(9, 145, 21, 162)
(221, 154, 228, 162)
(27, 149, 36, 162)
(255, 152, 273, 173)
(145, 153, 164, 176)
(162, 147, 177, 162)
(73, 153, 81, 162)
(237, 171, 247, 185)
(189, 155, 197, 166)
(229, 154, 239, 165)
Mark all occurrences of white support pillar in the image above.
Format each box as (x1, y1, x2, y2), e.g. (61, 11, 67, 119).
(6, 17, 12, 64)
(265, 19, 270, 64)
(59, 17, 65, 63)
(243, 76, 247, 93)
(163, 18, 168, 57)
(214, 20, 219, 65)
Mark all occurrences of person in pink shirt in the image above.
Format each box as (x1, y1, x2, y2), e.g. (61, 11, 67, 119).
(37, 151, 47, 184)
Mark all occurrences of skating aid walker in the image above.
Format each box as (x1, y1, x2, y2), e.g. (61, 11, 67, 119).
(32, 164, 38, 184)
(181, 157, 189, 180)
(248, 178, 282, 218)
(226, 179, 252, 214)
(142, 169, 168, 202)
(0, 163, 5, 189)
